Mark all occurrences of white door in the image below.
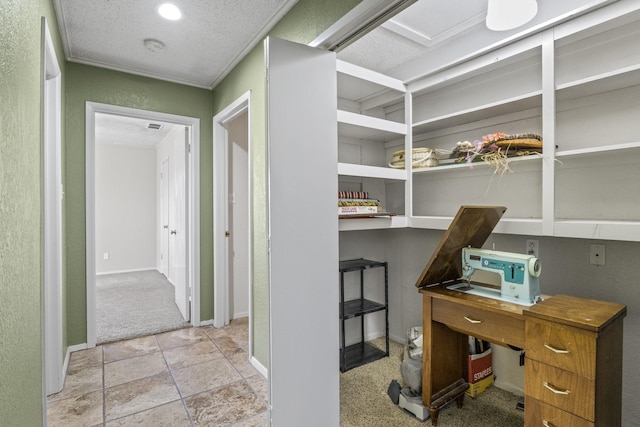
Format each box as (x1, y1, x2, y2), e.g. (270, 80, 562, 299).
(43, 19, 63, 396)
(212, 92, 251, 330)
(172, 127, 189, 320)
(266, 37, 339, 426)
(230, 113, 250, 319)
(160, 158, 170, 277)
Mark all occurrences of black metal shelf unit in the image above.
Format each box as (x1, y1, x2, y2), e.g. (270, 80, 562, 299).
(339, 258, 389, 372)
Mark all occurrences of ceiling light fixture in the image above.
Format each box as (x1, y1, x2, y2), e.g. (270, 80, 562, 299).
(158, 3, 182, 21)
(486, 0, 538, 31)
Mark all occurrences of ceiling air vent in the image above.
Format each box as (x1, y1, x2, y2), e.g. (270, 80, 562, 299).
(148, 123, 163, 130)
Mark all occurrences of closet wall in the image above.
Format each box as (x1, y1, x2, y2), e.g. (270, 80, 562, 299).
(338, 4, 640, 425)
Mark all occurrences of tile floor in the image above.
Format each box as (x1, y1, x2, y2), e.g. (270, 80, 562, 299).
(47, 318, 268, 426)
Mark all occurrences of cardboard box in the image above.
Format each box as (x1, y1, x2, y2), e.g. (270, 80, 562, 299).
(466, 374, 494, 398)
(468, 347, 492, 384)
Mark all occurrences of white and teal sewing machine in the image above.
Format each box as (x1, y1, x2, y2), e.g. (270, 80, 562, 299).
(447, 247, 543, 306)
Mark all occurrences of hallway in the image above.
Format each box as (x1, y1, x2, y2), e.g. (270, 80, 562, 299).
(47, 318, 267, 426)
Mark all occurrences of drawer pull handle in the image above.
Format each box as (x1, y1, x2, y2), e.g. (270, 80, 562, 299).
(544, 343, 570, 354)
(543, 382, 571, 395)
(542, 421, 555, 427)
(464, 316, 482, 324)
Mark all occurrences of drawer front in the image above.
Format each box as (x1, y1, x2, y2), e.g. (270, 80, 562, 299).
(432, 299, 524, 348)
(525, 396, 593, 427)
(526, 320, 596, 378)
(525, 359, 595, 421)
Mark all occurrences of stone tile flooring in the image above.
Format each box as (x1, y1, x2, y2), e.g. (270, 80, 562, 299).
(47, 318, 268, 426)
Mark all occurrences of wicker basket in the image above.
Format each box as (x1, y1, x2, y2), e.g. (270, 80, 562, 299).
(389, 148, 439, 169)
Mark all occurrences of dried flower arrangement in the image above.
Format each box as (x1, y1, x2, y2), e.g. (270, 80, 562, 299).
(451, 132, 543, 175)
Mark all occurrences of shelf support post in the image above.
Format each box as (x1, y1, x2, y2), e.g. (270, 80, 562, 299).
(541, 30, 556, 236)
(405, 91, 413, 221)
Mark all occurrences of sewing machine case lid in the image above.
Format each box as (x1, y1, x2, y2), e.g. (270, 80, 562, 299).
(415, 205, 507, 289)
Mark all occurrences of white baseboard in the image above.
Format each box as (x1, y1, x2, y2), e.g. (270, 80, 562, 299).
(343, 330, 402, 348)
(68, 343, 89, 353)
(233, 311, 249, 319)
(61, 343, 89, 388)
(493, 379, 524, 396)
(199, 319, 214, 326)
(390, 333, 405, 344)
(96, 267, 158, 276)
(251, 356, 268, 379)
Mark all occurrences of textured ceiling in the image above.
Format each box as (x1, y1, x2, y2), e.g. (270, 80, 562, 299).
(54, 0, 299, 89)
(338, 0, 617, 83)
(61, 0, 616, 145)
(95, 113, 182, 148)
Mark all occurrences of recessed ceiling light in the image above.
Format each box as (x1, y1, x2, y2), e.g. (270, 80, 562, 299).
(158, 3, 182, 21)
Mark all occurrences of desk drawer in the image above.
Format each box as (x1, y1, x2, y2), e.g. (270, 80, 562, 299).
(525, 396, 593, 427)
(525, 359, 595, 421)
(525, 320, 596, 378)
(432, 299, 524, 348)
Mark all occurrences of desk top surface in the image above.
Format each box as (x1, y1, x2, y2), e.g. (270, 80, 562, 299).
(421, 284, 526, 319)
(524, 293, 626, 332)
(421, 286, 626, 332)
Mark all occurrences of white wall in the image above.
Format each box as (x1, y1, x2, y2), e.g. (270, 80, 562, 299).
(228, 112, 250, 319)
(341, 228, 640, 425)
(95, 144, 157, 273)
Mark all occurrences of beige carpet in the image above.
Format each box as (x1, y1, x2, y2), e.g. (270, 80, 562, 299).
(340, 339, 524, 426)
(96, 270, 190, 344)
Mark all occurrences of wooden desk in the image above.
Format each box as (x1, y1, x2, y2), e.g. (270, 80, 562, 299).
(420, 286, 626, 426)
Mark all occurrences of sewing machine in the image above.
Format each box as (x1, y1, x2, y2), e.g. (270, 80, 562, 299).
(447, 247, 542, 306)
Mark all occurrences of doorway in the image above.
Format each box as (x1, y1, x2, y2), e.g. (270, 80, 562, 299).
(213, 91, 252, 355)
(43, 17, 63, 397)
(86, 102, 201, 347)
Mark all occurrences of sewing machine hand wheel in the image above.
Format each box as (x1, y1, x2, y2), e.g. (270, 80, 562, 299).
(529, 258, 541, 277)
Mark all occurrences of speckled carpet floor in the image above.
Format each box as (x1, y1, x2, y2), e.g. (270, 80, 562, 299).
(340, 339, 524, 426)
(96, 270, 190, 344)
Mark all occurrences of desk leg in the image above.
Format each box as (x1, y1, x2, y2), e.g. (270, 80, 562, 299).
(422, 294, 468, 422)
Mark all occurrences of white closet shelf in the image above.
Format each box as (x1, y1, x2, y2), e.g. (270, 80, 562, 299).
(339, 215, 408, 232)
(338, 110, 406, 133)
(412, 92, 542, 134)
(337, 60, 406, 93)
(410, 216, 543, 235)
(554, 220, 640, 242)
(338, 163, 407, 180)
(555, 141, 640, 158)
(412, 154, 542, 174)
(556, 65, 640, 101)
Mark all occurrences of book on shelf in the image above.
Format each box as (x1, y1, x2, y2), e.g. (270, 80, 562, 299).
(338, 198, 381, 207)
(339, 206, 379, 215)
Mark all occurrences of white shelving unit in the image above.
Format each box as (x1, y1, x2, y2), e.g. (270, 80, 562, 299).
(409, 42, 544, 230)
(552, 4, 640, 241)
(337, 59, 410, 232)
(337, 2, 640, 241)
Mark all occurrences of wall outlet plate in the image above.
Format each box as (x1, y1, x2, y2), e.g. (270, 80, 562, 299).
(589, 244, 605, 266)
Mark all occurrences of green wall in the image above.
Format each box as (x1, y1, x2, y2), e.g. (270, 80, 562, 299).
(211, 0, 362, 365)
(0, 0, 64, 424)
(0, 1, 362, 423)
(64, 65, 214, 345)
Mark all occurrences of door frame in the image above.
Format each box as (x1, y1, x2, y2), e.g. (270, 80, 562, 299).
(85, 102, 201, 347)
(42, 17, 63, 398)
(212, 91, 252, 338)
